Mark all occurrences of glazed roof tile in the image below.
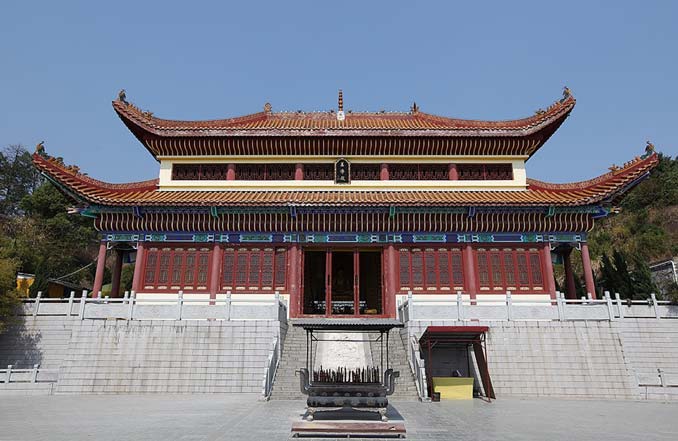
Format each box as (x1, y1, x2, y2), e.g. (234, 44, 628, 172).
(113, 95, 575, 135)
(32, 151, 658, 209)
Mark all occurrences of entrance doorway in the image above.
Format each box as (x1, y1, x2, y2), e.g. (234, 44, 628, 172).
(302, 249, 383, 316)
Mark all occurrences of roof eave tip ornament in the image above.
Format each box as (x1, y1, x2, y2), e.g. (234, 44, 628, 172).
(642, 140, 656, 159)
(117, 89, 127, 104)
(337, 89, 345, 121)
(561, 86, 573, 102)
(35, 141, 46, 157)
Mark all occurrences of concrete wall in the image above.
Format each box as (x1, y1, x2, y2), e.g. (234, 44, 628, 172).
(406, 319, 678, 401)
(0, 316, 281, 395)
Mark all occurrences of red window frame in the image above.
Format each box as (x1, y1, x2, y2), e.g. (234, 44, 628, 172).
(474, 246, 546, 293)
(397, 247, 466, 293)
(142, 245, 212, 292)
(220, 246, 288, 292)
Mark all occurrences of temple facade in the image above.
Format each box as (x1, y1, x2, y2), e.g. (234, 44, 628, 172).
(33, 89, 658, 318)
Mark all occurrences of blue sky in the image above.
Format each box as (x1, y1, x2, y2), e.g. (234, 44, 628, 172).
(1, 0, 676, 183)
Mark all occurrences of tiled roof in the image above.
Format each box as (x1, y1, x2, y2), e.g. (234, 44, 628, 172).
(113, 95, 575, 135)
(33, 151, 658, 208)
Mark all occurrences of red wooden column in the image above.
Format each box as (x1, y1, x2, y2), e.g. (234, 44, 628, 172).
(288, 244, 300, 317)
(131, 241, 145, 293)
(542, 243, 557, 299)
(295, 164, 304, 180)
(463, 244, 477, 299)
(226, 164, 236, 180)
(448, 163, 458, 180)
(209, 243, 222, 300)
(386, 244, 398, 317)
(380, 164, 389, 180)
(581, 243, 597, 299)
(110, 249, 124, 297)
(92, 242, 107, 296)
(563, 248, 577, 299)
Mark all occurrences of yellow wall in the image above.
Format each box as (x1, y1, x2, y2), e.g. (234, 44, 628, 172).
(157, 156, 528, 192)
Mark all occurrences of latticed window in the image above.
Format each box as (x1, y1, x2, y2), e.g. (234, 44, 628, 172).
(221, 247, 287, 291)
(351, 164, 381, 180)
(235, 163, 295, 180)
(389, 164, 448, 180)
(172, 164, 229, 180)
(142, 246, 212, 291)
(474, 247, 546, 292)
(458, 163, 513, 180)
(398, 247, 465, 292)
(304, 164, 334, 180)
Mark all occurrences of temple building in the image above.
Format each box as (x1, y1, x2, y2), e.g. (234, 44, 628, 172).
(32, 89, 658, 317)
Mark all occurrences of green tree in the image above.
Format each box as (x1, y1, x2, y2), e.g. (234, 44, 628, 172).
(15, 183, 98, 295)
(0, 257, 22, 332)
(0, 145, 42, 218)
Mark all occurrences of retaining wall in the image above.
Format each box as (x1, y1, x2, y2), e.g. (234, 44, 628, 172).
(406, 319, 678, 401)
(0, 316, 281, 395)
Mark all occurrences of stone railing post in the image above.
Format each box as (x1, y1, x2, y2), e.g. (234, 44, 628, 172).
(123, 291, 129, 304)
(651, 293, 660, 319)
(456, 291, 463, 321)
(5, 365, 12, 383)
(659, 368, 667, 388)
(615, 293, 624, 319)
(33, 291, 42, 317)
(605, 291, 615, 321)
(127, 291, 135, 320)
(407, 291, 414, 322)
(31, 364, 39, 383)
(177, 291, 184, 320)
(506, 291, 513, 321)
(78, 290, 87, 320)
(274, 291, 280, 320)
(68, 291, 75, 316)
(225, 291, 232, 321)
(556, 291, 564, 321)
(97, 291, 102, 299)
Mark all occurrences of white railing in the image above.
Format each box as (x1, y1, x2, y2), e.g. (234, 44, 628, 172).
(408, 335, 429, 401)
(637, 369, 678, 388)
(262, 335, 281, 399)
(0, 364, 58, 384)
(397, 291, 677, 322)
(19, 290, 288, 322)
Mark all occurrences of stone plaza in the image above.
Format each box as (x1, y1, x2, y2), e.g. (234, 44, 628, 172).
(0, 394, 676, 441)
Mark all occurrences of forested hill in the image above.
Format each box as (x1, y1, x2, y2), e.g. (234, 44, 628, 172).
(589, 153, 677, 263)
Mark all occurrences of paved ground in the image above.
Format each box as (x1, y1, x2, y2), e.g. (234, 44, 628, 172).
(0, 395, 677, 440)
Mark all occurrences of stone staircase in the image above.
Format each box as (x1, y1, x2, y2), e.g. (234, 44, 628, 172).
(270, 322, 419, 400)
(370, 331, 420, 400)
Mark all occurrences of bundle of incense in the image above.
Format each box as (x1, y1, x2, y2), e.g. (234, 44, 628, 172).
(312, 366, 381, 383)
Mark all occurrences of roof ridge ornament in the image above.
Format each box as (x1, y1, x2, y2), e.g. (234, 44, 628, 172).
(643, 140, 655, 158)
(561, 86, 572, 102)
(337, 89, 345, 121)
(35, 141, 46, 156)
(263, 102, 272, 114)
(117, 89, 127, 104)
(410, 102, 419, 114)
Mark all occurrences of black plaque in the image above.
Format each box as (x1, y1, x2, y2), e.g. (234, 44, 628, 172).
(335, 158, 350, 184)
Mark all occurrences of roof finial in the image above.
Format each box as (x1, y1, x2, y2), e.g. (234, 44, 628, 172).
(117, 89, 127, 104)
(263, 102, 272, 114)
(642, 140, 656, 159)
(35, 141, 45, 156)
(410, 101, 419, 114)
(337, 89, 345, 121)
(645, 140, 655, 154)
